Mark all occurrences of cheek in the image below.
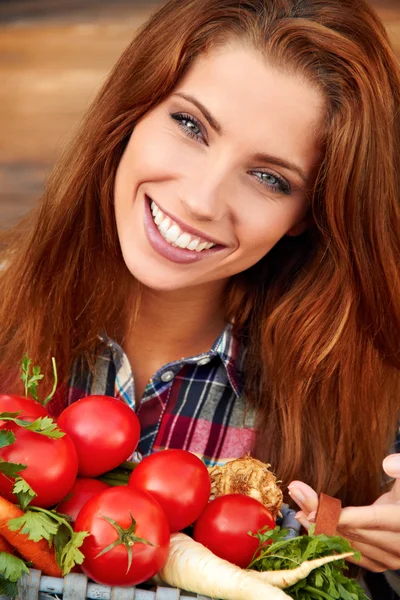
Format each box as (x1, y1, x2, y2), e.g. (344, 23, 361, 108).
(124, 120, 200, 183)
(239, 201, 303, 246)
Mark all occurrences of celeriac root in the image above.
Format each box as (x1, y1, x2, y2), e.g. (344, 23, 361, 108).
(159, 533, 291, 599)
(249, 551, 354, 588)
(208, 455, 283, 518)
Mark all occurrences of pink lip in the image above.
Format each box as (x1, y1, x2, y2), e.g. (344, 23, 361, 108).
(143, 196, 225, 265)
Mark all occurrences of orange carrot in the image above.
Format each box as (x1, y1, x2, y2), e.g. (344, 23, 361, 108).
(0, 496, 62, 577)
(0, 533, 14, 554)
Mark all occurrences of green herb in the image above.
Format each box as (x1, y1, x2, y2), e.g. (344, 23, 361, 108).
(0, 577, 19, 599)
(0, 430, 16, 449)
(20, 355, 58, 406)
(20, 356, 44, 401)
(0, 553, 29, 599)
(249, 526, 368, 600)
(7, 506, 89, 575)
(0, 412, 64, 439)
(0, 459, 26, 478)
(98, 460, 137, 486)
(13, 477, 37, 511)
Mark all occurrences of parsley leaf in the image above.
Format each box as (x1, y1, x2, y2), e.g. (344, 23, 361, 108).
(0, 550, 30, 599)
(20, 355, 58, 406)
(20, 355, 44, 401)
(54, 523, 70, 571)
(19, 416, 64, 439)
(0, 552, 29, 582)
(0, 413, 64, 439)
(7, 510, 59, 543)
(0, 576, 19, 599)
(58, 531, 89, 576)
(8, 506, 88, 576)
(249, 526, 368, 600)
(0, 459, 26, 478)
(13, 477, 37, 511)
(0, 430, 16, 449)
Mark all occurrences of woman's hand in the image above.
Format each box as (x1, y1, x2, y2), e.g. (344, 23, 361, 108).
(288, 454, 400, 572)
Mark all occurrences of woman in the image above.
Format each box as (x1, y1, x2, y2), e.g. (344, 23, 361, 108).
(0, 0, 399, 577)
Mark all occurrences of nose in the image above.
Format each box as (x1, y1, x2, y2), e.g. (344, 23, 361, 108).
(179, 161, 229, 222)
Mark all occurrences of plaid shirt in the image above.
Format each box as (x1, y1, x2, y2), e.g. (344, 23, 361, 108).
(54, 324, 256, 467)
(49, 323, 400, 464)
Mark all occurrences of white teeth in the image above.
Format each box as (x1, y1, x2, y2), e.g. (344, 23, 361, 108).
(154, 211, 164, 225)
(150, 200, 217, 252)
(159, 217, 171, 234)
(195, 241, 209, 252)
(165, 225, 180, 243)
(175, 233, 192, 249)
(187, 238, 200, 251)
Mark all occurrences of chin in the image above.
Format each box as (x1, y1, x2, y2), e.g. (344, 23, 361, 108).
(122, 256, 193, 291)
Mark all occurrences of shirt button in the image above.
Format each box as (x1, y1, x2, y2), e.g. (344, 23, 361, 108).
(161, 370, 175, 382)
(197, 357, 211, 366)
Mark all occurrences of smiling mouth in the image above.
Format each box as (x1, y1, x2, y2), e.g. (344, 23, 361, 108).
(149, 199, 217, 253)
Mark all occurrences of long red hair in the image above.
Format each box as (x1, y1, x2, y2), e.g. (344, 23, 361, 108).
(1, 0, 399, 506)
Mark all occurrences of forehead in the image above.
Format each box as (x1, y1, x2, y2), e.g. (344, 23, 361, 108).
(174, 41, 324, 171)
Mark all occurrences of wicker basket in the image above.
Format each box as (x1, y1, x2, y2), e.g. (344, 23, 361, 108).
(3, 570, 211, 600)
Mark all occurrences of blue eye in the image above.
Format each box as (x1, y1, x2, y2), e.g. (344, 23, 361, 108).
(171, 112, 205, 142)
(251, 171, 291, 195)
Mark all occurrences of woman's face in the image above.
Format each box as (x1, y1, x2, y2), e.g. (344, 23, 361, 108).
(114, 41, 324, 292)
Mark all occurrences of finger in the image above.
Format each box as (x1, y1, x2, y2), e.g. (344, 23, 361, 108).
(339, 504, 400, 531)
(345, 538, 400, 572)
(294, 511, 311, 530)
(345, 552, 388, 573)
(288, 481, 319, 514)
(337, 526, 400, 557)
(382, 454, 400, 502)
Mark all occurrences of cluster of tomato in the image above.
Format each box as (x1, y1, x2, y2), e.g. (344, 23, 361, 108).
(0, 393, 275, 587)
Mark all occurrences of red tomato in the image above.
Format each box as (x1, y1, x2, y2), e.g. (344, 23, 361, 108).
(0, 395, 48, 424)
(57, 478, 109, 522)
(74, 486, 170, 586)
(0, 422, 78, 508)
(57, 395, 140, 477)
(193, 494, 276, 568)
(128, 449, 211, 532)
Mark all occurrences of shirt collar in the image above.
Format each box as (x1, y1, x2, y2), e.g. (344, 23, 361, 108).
(98, 321, 245, 399)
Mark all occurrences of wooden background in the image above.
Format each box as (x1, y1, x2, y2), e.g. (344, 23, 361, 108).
(1, 0, 399, 229)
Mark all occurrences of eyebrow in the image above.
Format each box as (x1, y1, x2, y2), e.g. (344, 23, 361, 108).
(173, 92, 308, 185)
(251, 153, 308, 185)
(173, 92, 224, 135)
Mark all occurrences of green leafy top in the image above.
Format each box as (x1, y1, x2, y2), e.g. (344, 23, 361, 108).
(0, 412, 64, 439)
(20, 355, 58, 406)
(7, 503, 89, 576)
(0, 552, 30, 599)
(249, 526, 369, 600)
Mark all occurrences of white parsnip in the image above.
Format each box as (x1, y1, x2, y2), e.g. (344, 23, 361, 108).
(159, 534, 355, 599)
(249, 552, 354, 588)
(159, 533, 291, 599)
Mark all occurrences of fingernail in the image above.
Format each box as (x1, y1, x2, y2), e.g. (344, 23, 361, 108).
(383, 454, 400, 478)
(288, 487, 306, 508)
(308, 511, 316, 523)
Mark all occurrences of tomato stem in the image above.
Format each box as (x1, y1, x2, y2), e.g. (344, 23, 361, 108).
(96, 512, 154, 573)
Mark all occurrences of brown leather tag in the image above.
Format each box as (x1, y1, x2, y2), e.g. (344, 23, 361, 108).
(314, 492, 342, 536)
